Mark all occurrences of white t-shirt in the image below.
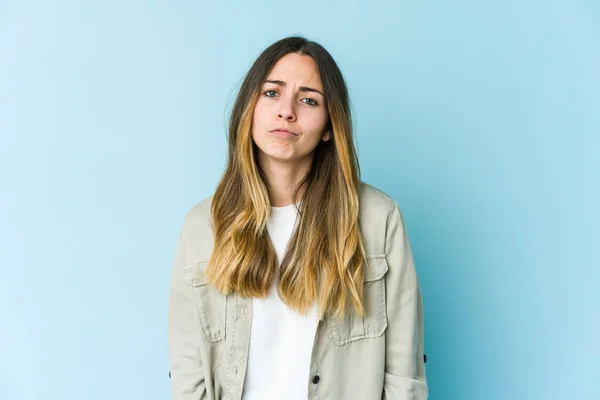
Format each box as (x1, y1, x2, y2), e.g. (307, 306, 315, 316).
(241, 202, 319, 400)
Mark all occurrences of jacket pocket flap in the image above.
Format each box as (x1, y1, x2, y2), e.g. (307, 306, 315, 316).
(364, 255, 389, 282)
(183, 261, 209, 287)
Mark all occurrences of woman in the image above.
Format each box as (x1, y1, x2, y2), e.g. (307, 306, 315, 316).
(168, 36, 428, 400)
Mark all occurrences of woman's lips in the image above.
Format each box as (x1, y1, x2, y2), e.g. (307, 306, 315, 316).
(270, 129, 298, 138)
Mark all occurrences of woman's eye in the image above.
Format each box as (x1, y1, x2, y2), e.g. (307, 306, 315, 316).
(264, 90, 278, 97)
(302, 98, 318, 106)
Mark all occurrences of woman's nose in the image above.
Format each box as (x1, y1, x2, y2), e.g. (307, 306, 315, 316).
(277, 97, 296, 121)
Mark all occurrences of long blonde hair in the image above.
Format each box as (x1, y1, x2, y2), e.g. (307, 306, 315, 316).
(204, 36, 366, 319)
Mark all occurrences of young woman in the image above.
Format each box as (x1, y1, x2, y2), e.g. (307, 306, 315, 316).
(168, 36, 428, 400)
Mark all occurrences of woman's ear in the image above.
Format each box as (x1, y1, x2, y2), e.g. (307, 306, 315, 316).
(322, 130, 332, 142)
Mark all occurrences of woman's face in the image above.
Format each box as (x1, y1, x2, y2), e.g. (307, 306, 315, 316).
(252, 53, 331, 166)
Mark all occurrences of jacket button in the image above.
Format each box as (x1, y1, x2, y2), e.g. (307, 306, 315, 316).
(312, 375, 320, 384)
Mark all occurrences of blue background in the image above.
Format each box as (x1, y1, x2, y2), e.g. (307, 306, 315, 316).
(1, 1, 598, 399)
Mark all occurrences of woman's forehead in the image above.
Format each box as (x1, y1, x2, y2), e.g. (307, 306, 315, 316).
(265, 54, 323, 90)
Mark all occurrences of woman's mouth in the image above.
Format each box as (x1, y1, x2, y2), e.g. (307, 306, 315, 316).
(270, 128, 298, 138)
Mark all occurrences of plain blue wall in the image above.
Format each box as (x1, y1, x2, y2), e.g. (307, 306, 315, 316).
(1, 1, 598, 399)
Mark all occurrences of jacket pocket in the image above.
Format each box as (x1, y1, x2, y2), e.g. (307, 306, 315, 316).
(327, 254, 389, 345)
(183, 261, 227, 343)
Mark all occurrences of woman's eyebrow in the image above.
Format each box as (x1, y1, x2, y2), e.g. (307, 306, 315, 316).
(265, 79, 324, 96)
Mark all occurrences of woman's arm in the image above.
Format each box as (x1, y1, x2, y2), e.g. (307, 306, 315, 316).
(382, 203, 428, 399)
(168, 231, 207, 400)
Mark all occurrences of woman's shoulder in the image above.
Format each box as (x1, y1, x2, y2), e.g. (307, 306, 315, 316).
(180, 182, 402, 226)
(358, 181, 406, 255)
(176, 183, 405, 259)
(359, 181, 400, 218)
(178, 182, 402, 228)
(179, 194, 214, 231)
(176, 195, 215, 262)
(183, 194, 214, 223)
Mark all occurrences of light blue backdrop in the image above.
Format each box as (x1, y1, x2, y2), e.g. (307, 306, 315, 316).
(1, 1, 598, 399)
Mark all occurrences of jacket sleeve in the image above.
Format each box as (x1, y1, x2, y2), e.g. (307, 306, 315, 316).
(382, 203, 428, 399)
(168, 231, 207, 399)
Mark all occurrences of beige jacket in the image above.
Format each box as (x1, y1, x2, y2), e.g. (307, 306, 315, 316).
(167, 182, 428, 400)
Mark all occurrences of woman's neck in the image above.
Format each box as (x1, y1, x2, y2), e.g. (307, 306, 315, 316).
(258, 155, 310, 207)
